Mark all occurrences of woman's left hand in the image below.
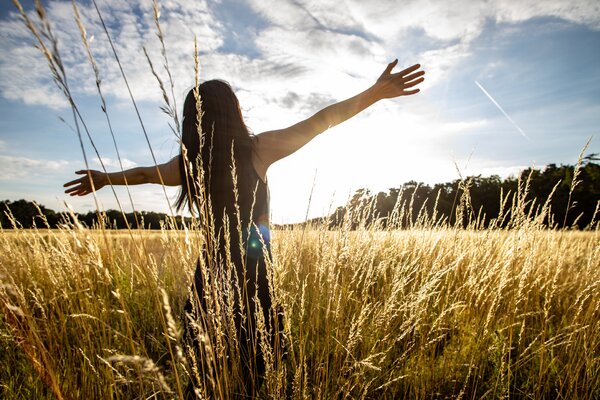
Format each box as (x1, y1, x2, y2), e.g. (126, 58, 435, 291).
(374, 60, 425, 100)
(63, 170, 107, 196)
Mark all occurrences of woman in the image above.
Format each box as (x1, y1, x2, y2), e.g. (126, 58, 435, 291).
(64, 59, 425, 397)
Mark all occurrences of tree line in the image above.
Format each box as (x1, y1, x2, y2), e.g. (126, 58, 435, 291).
(0, 201, 192, 230)
(325, 160, 599, 229)
(2, 160, 598, 230)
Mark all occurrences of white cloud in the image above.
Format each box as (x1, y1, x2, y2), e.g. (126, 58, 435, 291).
(0, 155, 71, 180)
(2, 0, 599, 113)
(340, 0, 600, 41)
(419, 43, 472, 88)
(493, 0, 600, 29)
(0, 0, 221, 109)
(247, 0, 600, 93)
(439, 119, 488, 135)
(338, 0, 486, 42)
(254, 26, 385, 79)
(249, 0, 319, 29)
(457, 159, 533, 180)
(92, 156, 137, 169)
(60, 184, 181, 215)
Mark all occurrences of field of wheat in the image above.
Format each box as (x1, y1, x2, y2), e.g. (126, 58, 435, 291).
(2, 2, 598, 399)
(1, 209, 598, 399)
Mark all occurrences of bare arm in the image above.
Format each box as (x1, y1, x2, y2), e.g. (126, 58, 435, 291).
(63, 155, 181, 196)
(253, 60, 425, 175)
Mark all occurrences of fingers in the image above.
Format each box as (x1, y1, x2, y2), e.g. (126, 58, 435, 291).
(63, 178, 82, 187)
(403, 76, 425, 89)
(376, 60, 424, 98)
(396, 63, 421, 77)
(402, 88, 420, 96)
(64, 170, 94, 196)
(67, 190, 88, 196)
(391, 64, 425, 91)
(400, 70, 425, 83)
(63, 170, 89, 196)
(64, 185, 81, 194)
(64, 170, 90, 186)
(64, 183, 87, 195)
(383, 59, 398, 75)
(64, 184, 91, 194)
(65, 186, 91, 196)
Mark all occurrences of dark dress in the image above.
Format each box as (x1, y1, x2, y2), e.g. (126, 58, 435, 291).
(182, 166, 284, 398)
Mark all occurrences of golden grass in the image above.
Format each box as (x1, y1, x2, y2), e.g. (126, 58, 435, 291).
(1, 222, 598, 399)
(5, 1, 599, 398)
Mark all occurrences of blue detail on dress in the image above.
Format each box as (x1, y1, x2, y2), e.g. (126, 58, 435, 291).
(244, 223, 271, 259)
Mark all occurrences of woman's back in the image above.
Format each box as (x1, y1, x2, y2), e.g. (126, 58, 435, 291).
(63, 62, 425, 399)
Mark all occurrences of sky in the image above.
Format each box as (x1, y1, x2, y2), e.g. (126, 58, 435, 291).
(0, 0, 599, 224)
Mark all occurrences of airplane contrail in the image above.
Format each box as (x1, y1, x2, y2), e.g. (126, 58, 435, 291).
(475, 80, 532, 142)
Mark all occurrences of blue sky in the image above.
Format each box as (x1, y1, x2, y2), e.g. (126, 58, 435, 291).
(0, 0, 598, 223)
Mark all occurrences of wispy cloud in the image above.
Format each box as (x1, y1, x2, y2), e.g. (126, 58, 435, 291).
(276, 91, 335, 112)
(0, 0, 221, 109)
(3, 0, 598, 112)
(440, 119, 488, 135)
(458, 158, 533, 180)
(92, 156, 137, 169)
(0, 155, 71, 180)
(251, 0, 600, 94)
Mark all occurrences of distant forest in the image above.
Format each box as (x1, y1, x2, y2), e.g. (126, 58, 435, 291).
(326, 160, 599, 230)
(2, 160, 599, 230)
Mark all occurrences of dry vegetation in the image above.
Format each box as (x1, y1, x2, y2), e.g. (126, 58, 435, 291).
(3, 1, 599, 398)
(1, 206, 599, 399)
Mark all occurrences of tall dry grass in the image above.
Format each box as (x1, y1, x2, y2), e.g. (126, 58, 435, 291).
(1, 195, 599, 399)
(2, 1, 599, 398)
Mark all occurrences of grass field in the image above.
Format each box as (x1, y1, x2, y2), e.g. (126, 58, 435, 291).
(1, 216, 598, 399)
(4, 1, 598, 398)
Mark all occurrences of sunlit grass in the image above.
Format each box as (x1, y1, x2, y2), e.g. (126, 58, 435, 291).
(4, 1, 599, 398)
(1, 214, 599, 398)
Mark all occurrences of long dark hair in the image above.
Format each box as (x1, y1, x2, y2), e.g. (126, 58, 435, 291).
(175, 80, 256, 235)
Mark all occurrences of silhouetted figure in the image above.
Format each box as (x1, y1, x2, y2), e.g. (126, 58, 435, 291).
(63, 60, 425, 398)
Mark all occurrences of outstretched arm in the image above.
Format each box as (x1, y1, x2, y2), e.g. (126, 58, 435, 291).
(253, 60, 425, 174)
(63, 155, 181, 196)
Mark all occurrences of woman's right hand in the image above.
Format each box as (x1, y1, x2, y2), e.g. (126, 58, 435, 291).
(63, 170, 107, 196)
(374, 60, 425, 100)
